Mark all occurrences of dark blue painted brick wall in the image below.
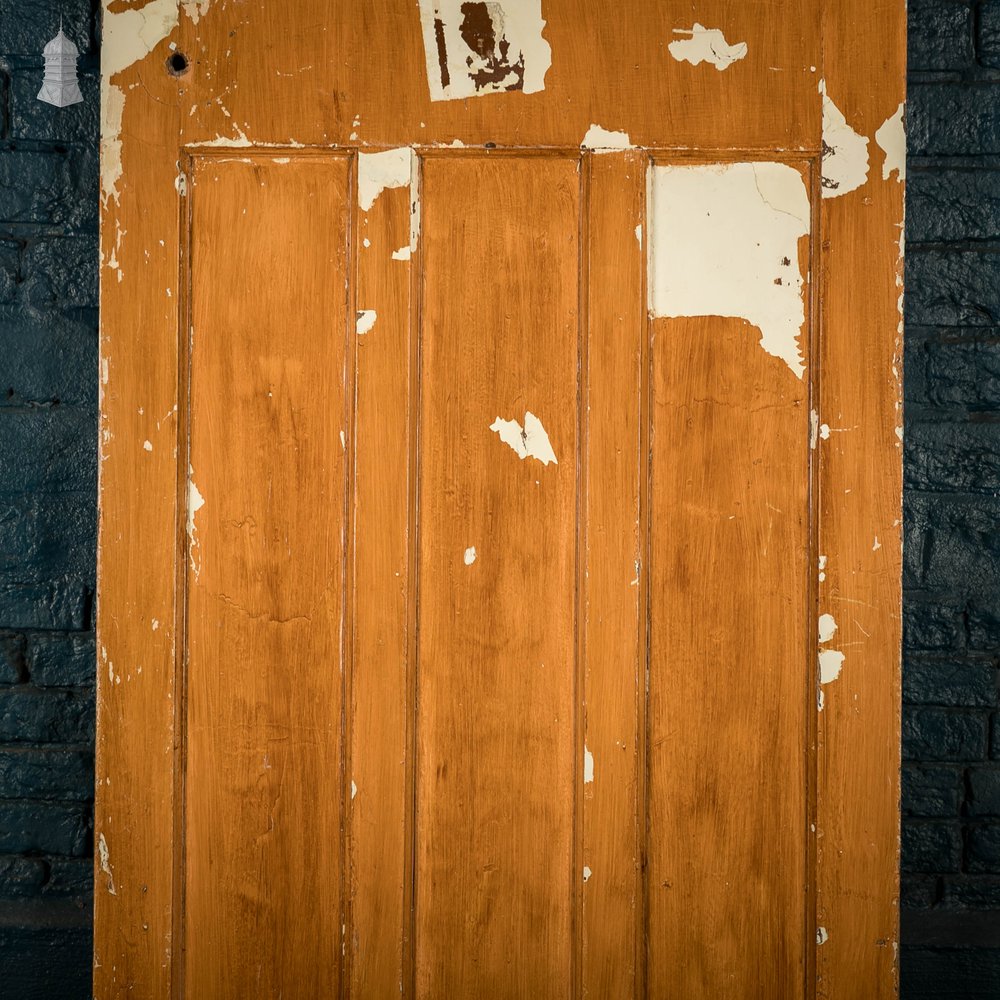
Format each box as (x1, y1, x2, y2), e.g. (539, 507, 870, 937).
(902, 0, 1000, 995)
(1, 1, 999, 997)
(0, 2, 99, 998)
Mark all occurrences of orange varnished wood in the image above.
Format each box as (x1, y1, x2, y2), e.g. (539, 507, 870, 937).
(414, 154, 579, 996)
(816, 2, 906, 997)
(183, 155, 350, 997)
(581, 151, 645, 998)
(647, 306, 810, 996)
(350, 174, 413, 995)
(98, 2, 905, 996)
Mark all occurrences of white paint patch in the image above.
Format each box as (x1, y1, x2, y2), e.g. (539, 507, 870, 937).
(464, 546, 477, 566)
(151, 618, 160, 631)
(358, 148, 411, 212)
(873, 536, 882, 551)
(583, 865, 592, 883)
(417, 0, 551, 102)
(634, 223, 642, 244)
(668, 24, 748, 71)
(489, 412, 558, 466)
(820, 80, 870, 199)
(581, 124, 632, 152)
(356, 309, 377, 335)
(98, 832, 116, 895)
(391, 245, 411, 261)
(819, 423, 831, 441)
(818, 554, 827, 582)
(809, 409, 819, 449)
(181, 0, 211, 25)
(818, 613, 838, 644)
(817, 926, 829, 945)
(819, 648, 845, 685)
(187, 475, 205, 578)
(875, 102, 906, 182)
(143, 439, 152, 452)
(583, 745, 594, 784)
(351, 780, 357, 800)
(648, 161, 810, 378)
(340, 430, 346, 450)
(101, 0, 181, 205)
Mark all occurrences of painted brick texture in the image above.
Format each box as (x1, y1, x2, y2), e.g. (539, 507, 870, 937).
(0, 2, 99, 998)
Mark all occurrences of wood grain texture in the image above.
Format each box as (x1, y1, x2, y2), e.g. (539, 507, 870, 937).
(414, 154, 580, 997)
(816, 1, 906, 996)
(647, 302, 810, 996)
(581, 152, 645, 999)
(350, 168, 413, 996)
(183, 155, 350, 998)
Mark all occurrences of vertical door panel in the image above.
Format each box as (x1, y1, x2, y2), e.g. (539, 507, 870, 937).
(414, 154, 580, 997)
(184, 155, 351, 999)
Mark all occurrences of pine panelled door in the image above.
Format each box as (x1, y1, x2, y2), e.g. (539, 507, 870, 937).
(96, 2, 905, 997)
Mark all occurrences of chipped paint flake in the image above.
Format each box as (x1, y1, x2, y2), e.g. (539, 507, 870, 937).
(583, 745, 594, 784)
(669, 24, 747, 71)
(98, 832, 116, 895)
(417, 0, 551, 102)
(101, 0, 181, 205)
(819, 648, 845, 685)
(582, 865, 592, 883)
(817, 926, 829, 945)
(581, 124, 632, 152)
(358, 147, 411, 212)
(187, 474, 205, 578)
(875, 102, 906, 182)
(181, 0, 211, 24)
(356, 309, 377, 335)
(818, 613, 838, 644)
(464, 546, 477, 566)
(820, 80, 870, 198)
(489, 412, 558, 466)
(649, 161, 810, 378)
(351, 780, 358, 800)
(391, 245, 412, 261)
(143, 439, 153, 452)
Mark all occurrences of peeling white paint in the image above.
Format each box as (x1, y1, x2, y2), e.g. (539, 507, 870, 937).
(464, 546, 477, 566)
(489, 412, 558, 466)
(356, 309, 377, 335)
(817, 926, 829, 945)
(873, 536, 882, 552)
(143, 439, 153, 452)
(819, 648, 845, 685)
(820, 80, 870, 199)
(358, 147, 411, 212)
(818, 613, 838, 644)
(648, 161, 810, 378)
(391, 245, 411, 261)
(809, 409, 819, 450)
(581, 124, 632, 152)
(181, 0, 212, 25)
(583, 745, 594, 784)
(340, 430, 346, 450)
(582, 865, 592, 883)
(417, 0, 551, 102)
(875, 102, 906, 182)
(152, 618, 160, 631)
(818, 554, 827, 583)
(98, 832, 116, 895)
(351, 780, 357, 800)
(187, 474, 205, 578)
(101, 0, 181, 205)
(668, 24, 748, 71)
(819, 423, 831, 441)
(634, 223, 642, 244)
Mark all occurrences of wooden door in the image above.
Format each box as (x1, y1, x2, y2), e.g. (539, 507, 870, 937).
(96, 2, 905, 997)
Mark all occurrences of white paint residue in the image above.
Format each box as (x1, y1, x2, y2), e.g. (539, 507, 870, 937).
(391, 245, 411, 261)
(101, 358, 109, 385)
(817, 927, 829, 945)
(583, 746, 594, 784)
(818, 613, 838, 644)
(818, 554, 827, 582)
(98, 832, 116, 895)
(143, 439, 152, 452)
(489, 412, 558, 466)
(819, 423, 831, 441)
(819, 648, 845, 685)
(187, 475, 205, 578)
(417, 0, 551, 102)
(358, 148, 411, 212)
(809, 409, 819, 449)
(820, 80, 870, 199)
(581, 124, 632, 152)
(151, 618, 160, 631)
(668, 24, 747, 71)
(464, 546, 477, 566)
(351, 780, 357, 800)
(875, 102, 906, 182)
(648, 162, 810, 378)
(634, 223, 642, 244)
(340, 430, 346, 450)
(181, 0, 212, 25)
(873, 536, 882, 551)
(101, 0, 181, 205)
(356, 309, 377, 335)
(582, 865, 592, 883)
